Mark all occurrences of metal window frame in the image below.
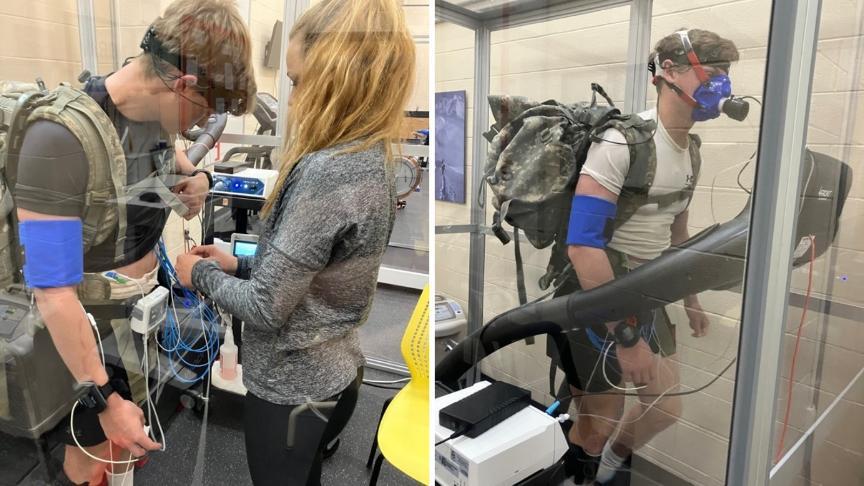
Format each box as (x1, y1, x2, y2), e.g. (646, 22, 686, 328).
(726, 0, 822, 483)
(77, 0, 99, 75)
(109, 0, 123, 71)
(276, 0, 310, 139)
(466, 24, 491, 336)
(624, 0, 653, 113)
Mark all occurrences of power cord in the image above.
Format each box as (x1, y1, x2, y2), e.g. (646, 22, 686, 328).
(436, 426, 470, 447)
(554, 356, 737, 400)
(775, 235, 816, 463)
(70, 311, 142, 466)
(362, 382, 407, 391)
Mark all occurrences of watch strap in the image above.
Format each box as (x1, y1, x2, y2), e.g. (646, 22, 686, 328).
(613, 319, 641, 348)
(78, 381, 117, 413)
(98, 381, 116, 401)
(191, 169, 214, 189)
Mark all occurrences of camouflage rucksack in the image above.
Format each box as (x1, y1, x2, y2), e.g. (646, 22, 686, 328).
(0, 79, 129, 291)
(0, 78, 136, 434)
(483, 84, 702, 303)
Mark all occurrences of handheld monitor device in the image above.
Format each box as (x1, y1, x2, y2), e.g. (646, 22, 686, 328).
(231, 233, 259, 257)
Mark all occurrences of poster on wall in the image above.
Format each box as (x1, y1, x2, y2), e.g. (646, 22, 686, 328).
(435, 90, 467, 203)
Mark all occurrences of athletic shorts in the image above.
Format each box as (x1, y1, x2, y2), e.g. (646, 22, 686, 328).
(55, 314, 154, 447)
(58, 364, 134, 447)
(548, 248, 677, 393)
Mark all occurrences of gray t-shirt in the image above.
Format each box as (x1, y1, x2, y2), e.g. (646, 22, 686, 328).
(192, 141, 396, 405)
(13, 76, 172, 272)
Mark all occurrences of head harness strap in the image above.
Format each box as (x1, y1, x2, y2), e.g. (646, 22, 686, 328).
(676, 30, 710, 83)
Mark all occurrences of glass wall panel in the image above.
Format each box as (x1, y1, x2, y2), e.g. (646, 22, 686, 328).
(479, 1, 632, 407)
(365, 0, 431, 372)
(434, 20, 476, 325)
(770, 1, 864, 484)
(635, 1, 771, 484)
(434, 2, 776, 485)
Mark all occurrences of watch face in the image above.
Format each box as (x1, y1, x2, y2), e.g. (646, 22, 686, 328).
(79, 384, 109, 412)
(615, 322, 639, 346)
(79, 395, 97, 408)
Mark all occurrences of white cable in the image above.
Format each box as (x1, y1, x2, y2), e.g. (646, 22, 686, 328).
(70, 366, 139, 464)
(363, 378, 410, 385)
(565, 328, 609, 420)
(71, 297, 163, 468)
(142, 334, 167, 453)
(602, 341, 648, 392)
(197, 297, 213, 402)
(577, 358, 680, 429)
(85, 310, 107, 370)
(115, 433, 134, 486)
(709, 157, 753, 224)
(798, 152, 815, 218)
(582, 332, 608, 392)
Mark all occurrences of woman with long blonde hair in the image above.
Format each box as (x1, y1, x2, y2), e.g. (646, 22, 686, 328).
(174, 1, 415, 483)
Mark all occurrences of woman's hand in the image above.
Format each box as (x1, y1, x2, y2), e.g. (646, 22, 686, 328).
(175, 253, 203, 289)
(190, 245, 239, 274)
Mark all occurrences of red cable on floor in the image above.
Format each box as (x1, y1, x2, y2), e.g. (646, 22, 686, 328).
(774, 235, 816, 464)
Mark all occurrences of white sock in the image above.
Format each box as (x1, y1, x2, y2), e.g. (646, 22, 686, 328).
(107, 466, 134, 486)
(594, 441, 627, 484)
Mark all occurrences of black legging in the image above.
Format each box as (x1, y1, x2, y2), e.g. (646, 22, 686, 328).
(243, 368, 362, 486)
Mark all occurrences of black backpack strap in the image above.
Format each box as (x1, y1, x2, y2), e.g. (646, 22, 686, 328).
(492, 207, 511, 245)
(599, 116, 656, 229)
(618, 116, 658, 195)
(512, 229, 535, 345)
(513, 228, 527, 306)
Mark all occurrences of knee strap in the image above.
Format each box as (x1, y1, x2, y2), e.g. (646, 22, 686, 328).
(566, 195, 617, 248)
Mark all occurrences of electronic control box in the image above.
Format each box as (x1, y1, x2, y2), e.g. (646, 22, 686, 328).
(212, 168, 278, 199)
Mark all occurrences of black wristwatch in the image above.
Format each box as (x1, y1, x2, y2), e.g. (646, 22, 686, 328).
(78, 381, 117, 414)
(191, 169, 214, 189)
(612, 318, 642, 348)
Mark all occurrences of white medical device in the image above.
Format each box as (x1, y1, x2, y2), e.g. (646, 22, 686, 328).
(435, 294, 467, 338)
(231, 233, 259, 257)
(435, 381, 569, 486)
(130, 286, 170, 335)
(212, 168, 278, 199)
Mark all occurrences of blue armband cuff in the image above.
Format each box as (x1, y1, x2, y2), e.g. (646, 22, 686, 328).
(19, 220, 84, 288)
(566, 195, 617, 248)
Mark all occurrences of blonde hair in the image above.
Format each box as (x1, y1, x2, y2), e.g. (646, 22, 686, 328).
(144, 0, 256, 115)
(262, 0, 416, 215)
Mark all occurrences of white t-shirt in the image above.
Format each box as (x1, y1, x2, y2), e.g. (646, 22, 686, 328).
(579, 108, 694, 260)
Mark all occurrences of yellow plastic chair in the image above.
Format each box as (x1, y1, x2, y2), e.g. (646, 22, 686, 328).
(367, 285, 430, 485)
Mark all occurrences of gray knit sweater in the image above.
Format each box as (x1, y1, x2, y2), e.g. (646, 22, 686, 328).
(192, 141, 395, 405)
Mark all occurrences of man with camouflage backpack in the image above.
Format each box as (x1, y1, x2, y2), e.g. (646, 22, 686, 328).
(0, 0, 255, 484)
(561, 29, 741, 483)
